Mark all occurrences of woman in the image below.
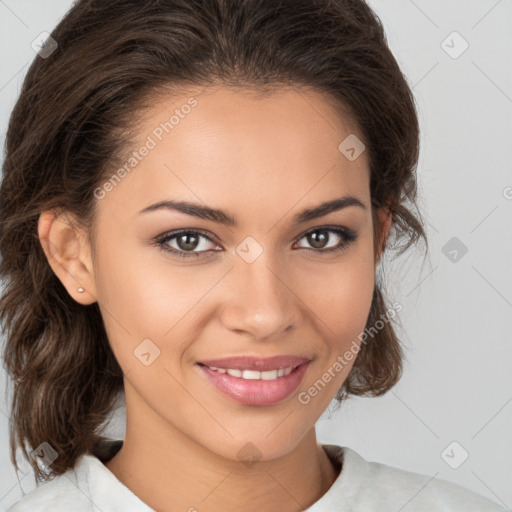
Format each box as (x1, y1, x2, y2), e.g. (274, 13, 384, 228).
(0, 0, 506, 510)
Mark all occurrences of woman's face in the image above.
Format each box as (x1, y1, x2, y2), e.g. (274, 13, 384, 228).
(84, 85, 386, 461)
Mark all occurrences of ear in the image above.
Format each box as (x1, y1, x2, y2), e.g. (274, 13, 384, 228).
(37, 208, 97, 304)
(375, 207, 392, 266)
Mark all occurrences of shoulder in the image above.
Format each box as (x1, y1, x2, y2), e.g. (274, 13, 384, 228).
(7, 466, 89, 512)
(365, 459, 505, 510)
(8, 446, 153, 512)
(322, 445, 509, 512)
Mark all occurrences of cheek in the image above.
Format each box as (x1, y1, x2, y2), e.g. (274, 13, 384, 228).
(91, 233, 175, 367)
(92, 235, 218, 368)
(294, 239, 376, 342)
(94, 225, 186, 325)
(294, 246, 375, 410)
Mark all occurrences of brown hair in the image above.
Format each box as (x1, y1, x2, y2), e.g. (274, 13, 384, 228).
(0, 0, 427, 481)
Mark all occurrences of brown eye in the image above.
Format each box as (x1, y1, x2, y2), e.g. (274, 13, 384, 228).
(156, 229, 220, 259)
(306, 229, 330, 249)
(294, 227, 357, 253)
(176, 232, 200, 251)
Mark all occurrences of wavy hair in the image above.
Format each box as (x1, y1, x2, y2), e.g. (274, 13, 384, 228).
(0, 0, 427, 481)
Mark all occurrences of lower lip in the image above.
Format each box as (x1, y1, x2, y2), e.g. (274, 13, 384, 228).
(197, 362, 310, 406)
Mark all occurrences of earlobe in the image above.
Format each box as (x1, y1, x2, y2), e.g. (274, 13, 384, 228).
(37, 209, 97, 304)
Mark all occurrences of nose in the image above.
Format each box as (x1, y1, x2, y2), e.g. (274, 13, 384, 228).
(220, 253, 302, 342)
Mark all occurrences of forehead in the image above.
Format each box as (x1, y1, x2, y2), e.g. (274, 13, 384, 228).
(99, 85, 370, 221)
(138, 84, 363, 154)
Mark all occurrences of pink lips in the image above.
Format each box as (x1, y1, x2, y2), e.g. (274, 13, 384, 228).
(196, 355, 311, 406)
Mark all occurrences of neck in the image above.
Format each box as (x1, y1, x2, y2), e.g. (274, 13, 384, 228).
(104, 394, 339, 512)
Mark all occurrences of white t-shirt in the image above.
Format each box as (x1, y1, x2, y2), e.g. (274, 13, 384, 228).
(8, 441, 509, 511)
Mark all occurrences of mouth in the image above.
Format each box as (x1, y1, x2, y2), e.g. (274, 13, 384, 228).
(195, 355, 311, 406)
(199, 365, 295, 380)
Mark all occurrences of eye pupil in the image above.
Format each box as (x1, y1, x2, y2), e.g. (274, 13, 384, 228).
(307, 230, 328, 249)
(177, 233, 199, 251)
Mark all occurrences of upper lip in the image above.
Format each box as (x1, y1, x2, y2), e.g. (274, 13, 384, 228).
(198, 356, 311, 371)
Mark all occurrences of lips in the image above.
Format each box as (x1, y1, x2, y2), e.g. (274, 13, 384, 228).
(196, 355, 311, 406)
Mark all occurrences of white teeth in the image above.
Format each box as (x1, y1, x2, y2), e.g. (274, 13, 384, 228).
(261, 370, 279, 380)
(242, 370, 261, 380)
(208, 365, 295, 380)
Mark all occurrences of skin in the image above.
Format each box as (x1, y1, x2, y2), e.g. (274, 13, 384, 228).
(38, 85, 391, 512)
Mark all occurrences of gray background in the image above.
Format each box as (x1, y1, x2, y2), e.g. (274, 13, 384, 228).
(1, 0, 511, 510)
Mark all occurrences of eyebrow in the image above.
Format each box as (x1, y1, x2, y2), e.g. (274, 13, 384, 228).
(138, 195, 367, 227)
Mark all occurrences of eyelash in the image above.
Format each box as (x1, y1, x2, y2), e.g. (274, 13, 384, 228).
(153, 226, 358, 260)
